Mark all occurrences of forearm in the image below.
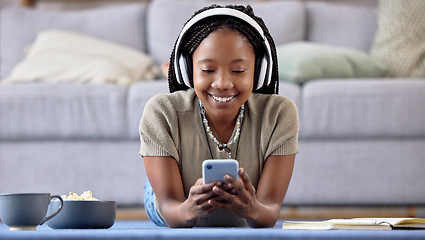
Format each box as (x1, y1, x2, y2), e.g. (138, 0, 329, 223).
(245, 155, 295, 228)
(245, 202, 281, 228)
(161, 200, 199, 228)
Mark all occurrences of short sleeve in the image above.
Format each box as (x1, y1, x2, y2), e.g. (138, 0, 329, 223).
(264, 96, 299, 158)
(138, 94, 180, 163)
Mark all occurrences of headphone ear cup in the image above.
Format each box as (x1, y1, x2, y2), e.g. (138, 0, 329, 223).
(255, 56, 268, 90)
(179, 54, 192, 87)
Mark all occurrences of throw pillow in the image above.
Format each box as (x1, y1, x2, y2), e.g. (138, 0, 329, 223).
(370, 0, 425, 78)
(0, 5, 147, 79)
(277, 42, 388, 84)
(2, 30, 160, 86)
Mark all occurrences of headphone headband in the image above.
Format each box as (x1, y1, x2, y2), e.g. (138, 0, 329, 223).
(174, 7, 273, 90)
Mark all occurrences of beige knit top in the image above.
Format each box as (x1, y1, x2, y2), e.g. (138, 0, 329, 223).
(139, 89, 299, 227)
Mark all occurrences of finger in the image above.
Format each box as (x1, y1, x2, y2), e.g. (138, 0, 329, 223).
(196, 202, 217, 218)
(211, 195, 226, 203)
(210, 184, 236, 202)
(189, 180, 223, 200)
(224, 173, 245, 195)
(212, 185, 237, 205)
(199, 201, 216, 211)
(220, 182, 234, 192)
(208, 198, 231, 210)
(208, 192, 236, 210)
(196, 178, 222, 187)
(238, 168, 256, 194)
(194, 178, 203, 186)
(189, 188, 219, 207)
(222, 169, 254, 203)
(193, 181, 221, 194)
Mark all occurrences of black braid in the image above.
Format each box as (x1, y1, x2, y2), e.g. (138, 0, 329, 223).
(168, 4, 279, 94)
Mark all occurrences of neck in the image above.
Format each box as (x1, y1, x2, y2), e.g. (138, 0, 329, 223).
(206, 112, 237, 144)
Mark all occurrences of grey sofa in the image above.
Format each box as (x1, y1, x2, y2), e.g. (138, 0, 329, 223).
(1, 0, 424, 211)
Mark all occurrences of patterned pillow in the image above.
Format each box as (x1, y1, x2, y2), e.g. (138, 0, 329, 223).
(370, 0, 425, 78)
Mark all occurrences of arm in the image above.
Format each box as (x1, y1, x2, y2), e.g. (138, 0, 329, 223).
(210, 154, 295, 228)
(144, 156, 220, 228)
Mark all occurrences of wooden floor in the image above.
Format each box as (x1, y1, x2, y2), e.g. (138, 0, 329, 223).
(116, 206, 425, 220)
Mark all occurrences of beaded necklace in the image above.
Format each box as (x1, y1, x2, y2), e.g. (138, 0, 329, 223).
(199, 99, 245, 159)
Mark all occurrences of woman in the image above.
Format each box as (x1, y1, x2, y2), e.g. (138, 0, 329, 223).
(139, 4, 298, 228)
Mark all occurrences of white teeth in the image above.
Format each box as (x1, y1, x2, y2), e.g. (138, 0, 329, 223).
(212, 95, 234, 103)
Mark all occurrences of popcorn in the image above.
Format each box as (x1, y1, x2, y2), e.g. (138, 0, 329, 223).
(61, 190, 99, 201)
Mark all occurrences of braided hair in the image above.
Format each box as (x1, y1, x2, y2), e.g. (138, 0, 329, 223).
(168, 4, 279, 94)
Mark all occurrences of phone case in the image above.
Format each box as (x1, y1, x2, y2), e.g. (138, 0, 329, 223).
(202, 159, 239, 184)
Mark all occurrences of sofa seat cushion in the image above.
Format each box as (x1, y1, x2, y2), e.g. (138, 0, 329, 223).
(147, 0, 305, 65)
(0, 141, 145, 205)
(300, 79, 425, 139)
(0, 83, 128, 140)
(0, 4, 147, 79)
(285, 139, 425, 205)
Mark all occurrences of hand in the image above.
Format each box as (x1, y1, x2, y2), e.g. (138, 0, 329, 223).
(182, 178, 221, 221)
(208, 168, 259, 220)
(211, 180, 236, 203)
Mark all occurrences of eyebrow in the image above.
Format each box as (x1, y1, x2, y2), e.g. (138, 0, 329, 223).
(197, 58, 250, 64)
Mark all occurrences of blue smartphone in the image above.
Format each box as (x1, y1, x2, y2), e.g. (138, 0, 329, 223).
(202, 159, 239, 184)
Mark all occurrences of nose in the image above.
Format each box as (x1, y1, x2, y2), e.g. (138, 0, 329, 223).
(211, 71, 234, 90)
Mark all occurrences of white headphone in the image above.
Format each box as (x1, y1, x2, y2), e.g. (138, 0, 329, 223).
(173, 7, 273, 90)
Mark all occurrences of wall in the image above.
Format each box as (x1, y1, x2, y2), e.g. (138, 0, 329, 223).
(8, 0, 378, 10)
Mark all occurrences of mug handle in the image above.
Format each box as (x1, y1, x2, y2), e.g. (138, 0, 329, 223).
(40, 195, 64, 225)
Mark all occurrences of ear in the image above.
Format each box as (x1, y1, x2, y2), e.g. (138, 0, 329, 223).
(179, 54, 193, 87)
(254, 56, 268, 90)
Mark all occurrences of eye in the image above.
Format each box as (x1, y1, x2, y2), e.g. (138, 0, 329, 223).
(232, 69, 247, 73)
(201, 69, 214, 73)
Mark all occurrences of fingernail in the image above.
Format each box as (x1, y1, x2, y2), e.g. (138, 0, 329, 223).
(216, 181, 222, 186)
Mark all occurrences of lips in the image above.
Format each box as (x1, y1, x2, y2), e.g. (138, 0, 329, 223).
(211, 94, 236, 103)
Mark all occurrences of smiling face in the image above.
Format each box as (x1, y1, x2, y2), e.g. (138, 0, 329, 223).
(192, 27, 255, 123)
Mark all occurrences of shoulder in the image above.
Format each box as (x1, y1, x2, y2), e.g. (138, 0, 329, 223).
(247, 93, 298, 117)
(246, 93, 299, 135)
(144, 89, 197, 114)
(246, 94, 299, 157)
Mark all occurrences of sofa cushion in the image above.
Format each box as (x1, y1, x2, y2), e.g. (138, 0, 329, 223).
(147, 0, 305, 65)
(300, 79, 425, 139)
(3, 30, 160, 85)
(0, 4, 146, 79)
(127, 80, 170, 139)
(370, 0, 425, 78)
(279, 81, 301, 111)
(277, 42, 387, 84)
(285, 140, 425, 205)
(0, 83, 128, 140)
(306, 2, 378, 52)
(0, 141, 145, 205)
